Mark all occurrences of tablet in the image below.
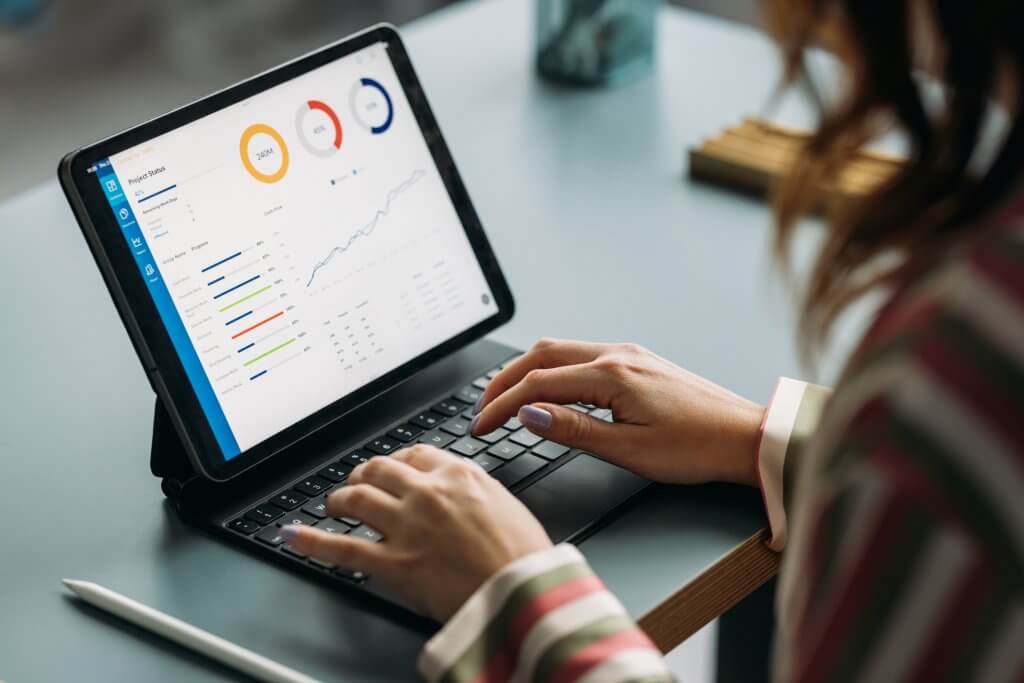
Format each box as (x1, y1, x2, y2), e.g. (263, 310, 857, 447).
(60, 25, 514, 481)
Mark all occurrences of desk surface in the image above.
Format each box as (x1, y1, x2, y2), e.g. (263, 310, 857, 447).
(0, 1, 818, 680)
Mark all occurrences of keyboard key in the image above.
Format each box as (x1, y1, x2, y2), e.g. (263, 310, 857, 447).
(317, 463, 350, 483)
(339, 451, 372, 468)
(532, 441, 570, 461)
(568, 404, 590, 413)
(255, 525, 286, 547)
(477, 428, 509, 444)
(500, 356, 521, 369)
(503, 416, 523, 431)
(579, 402, 597, 409)
(492, 454, 547, 488)
(454, 385, 483, 404)
(472, 376, 490, 390)
(488, 441, 525, 460)
(471, 453, 503, 473)
(270, 491, 307, 511)
(486, 368, 500, 379)
(418, 429, 456, 449)
(388, 424, 423, 442)
(351, 525, 383, 543)
(410, 412, 445, 430)
(431, 399, 464, 417)
(509, 429, 544, 448)
(441, 417, 471, 437)
(245, 505, 284, 525)
(301, 497, 330, 519)
(449, 436, 488, 457)
(590, 408, 613, 422)
(309, 558, 336, 570)
(335, 567, 368, 583)
(460, 406, 477, 420)
(281, 544, 307, 559)
(315, 519, 350, 535)
(228, 518, 261, 535)
(277, 511, 318, 528)
(294, 476, 333, 497)
(337, 516, 361, 527)
(365, 437, 401, 455)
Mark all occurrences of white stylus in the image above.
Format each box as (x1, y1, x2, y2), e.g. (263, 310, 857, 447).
(62, 579, 321, 683)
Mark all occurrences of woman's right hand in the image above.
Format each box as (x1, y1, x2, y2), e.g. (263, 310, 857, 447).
(471, 338, 765, 487)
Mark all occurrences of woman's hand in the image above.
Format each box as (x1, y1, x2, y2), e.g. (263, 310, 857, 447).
(281, 445, 552, 622)
(471, 338, 765, 487)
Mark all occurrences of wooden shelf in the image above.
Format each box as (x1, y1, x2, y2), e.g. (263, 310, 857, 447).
(637, 529, 780, 653)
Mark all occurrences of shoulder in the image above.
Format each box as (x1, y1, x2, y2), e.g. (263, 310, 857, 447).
(815, 215, 1024, 576)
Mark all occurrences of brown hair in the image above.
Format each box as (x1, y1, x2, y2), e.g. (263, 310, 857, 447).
(766, 1, 1024, 354)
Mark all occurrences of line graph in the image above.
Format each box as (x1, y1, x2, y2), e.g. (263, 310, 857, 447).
(306, 169, 426, 287)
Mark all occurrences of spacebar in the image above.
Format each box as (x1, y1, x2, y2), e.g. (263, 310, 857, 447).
(515, 453, 649, 543)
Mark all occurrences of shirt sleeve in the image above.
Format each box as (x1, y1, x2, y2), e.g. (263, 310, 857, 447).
(773, 231, 1024, 681)
(756, 378, 833, 551)
(418, 544, 675, 683)
(772, 372, 1024, 682)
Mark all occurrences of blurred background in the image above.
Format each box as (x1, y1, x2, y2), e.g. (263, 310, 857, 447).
(0, 0, 757, 201)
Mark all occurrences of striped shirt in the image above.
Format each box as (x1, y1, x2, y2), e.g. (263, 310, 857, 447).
(418, 218, 1024, 682)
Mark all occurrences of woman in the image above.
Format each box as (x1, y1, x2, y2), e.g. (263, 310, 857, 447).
(282, 0, 1024, 680)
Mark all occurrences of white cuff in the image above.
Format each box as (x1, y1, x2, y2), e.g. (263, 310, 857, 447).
(757, 378, 809, 551)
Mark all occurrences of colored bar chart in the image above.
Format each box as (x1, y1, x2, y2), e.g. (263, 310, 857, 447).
(230, 311, 284, 340)
(242, 338, 297, 367)
(219, 284, 272, 312)
(201, 251, 242, 273)
(213, 275, 260, 300)
(225, 311, 252, 326)
(138, 184, 177, 203)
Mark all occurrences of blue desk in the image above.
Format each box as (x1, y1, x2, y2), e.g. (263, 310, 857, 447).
(0, 1, 820, 680)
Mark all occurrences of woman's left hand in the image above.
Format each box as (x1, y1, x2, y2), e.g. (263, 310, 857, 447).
(281, 445, 553, 622)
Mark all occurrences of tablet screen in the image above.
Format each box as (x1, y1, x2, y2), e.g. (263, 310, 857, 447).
(91, 42, 499, 461)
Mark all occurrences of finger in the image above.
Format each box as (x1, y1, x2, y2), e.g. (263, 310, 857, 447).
(516, 402, 640, 455)
(348, 456, 425, 497)
(326, 484, 401, 534)
(390, 444, 460, 472)
(471, 363, 613, 435)
(281, 525, 387, 573)
(480, 339, 609, 412)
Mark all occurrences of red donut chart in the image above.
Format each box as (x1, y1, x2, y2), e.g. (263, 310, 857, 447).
(308, 100, 342, 148)
(295, 99, 344, 157)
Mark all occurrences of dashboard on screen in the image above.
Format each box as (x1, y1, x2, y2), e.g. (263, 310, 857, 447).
(89, 41, 499, 461)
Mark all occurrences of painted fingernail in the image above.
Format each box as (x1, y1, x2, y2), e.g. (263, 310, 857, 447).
(280, 525, 301, 541)
(518, 405, 553, 432)
(469, 413, 481, 435)
(472, 395, 484, 415)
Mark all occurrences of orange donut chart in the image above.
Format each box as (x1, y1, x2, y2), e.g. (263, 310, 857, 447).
(239, 123, 290, 184)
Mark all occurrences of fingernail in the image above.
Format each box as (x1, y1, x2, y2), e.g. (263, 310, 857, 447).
(518, 405, 553, 432)
(280, 525, 301, 541)
(469, 413, 481, 435)
(472, 395, 484, 415)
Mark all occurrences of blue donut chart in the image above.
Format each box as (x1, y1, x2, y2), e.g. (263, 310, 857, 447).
(350, 77, 394, 135)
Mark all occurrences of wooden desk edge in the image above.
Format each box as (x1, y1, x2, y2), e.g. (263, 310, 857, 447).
(637, 529, 780, 653)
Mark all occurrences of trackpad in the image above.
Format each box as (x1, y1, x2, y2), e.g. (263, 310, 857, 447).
(516, 454, 649, 543)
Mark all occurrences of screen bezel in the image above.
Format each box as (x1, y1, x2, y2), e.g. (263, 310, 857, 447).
(60, 24, 514, 481)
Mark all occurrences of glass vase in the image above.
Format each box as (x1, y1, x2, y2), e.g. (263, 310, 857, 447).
(536, 0, 660, 86)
